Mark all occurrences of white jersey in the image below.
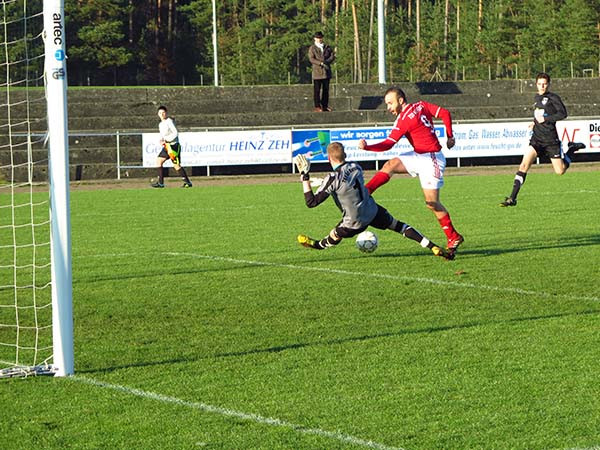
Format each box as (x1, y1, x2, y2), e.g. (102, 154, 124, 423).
(159, 117, 178, 143)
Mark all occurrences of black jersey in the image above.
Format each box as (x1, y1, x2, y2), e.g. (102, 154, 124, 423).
(303, 161, 377, 230)
(532, 91, 567, 144)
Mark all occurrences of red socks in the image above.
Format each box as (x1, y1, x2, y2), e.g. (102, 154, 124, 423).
(438, 213, 459, 240)
(365, 171, 390, 194)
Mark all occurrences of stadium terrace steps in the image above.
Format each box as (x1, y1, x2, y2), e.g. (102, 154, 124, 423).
(4, 80, 600, 131)
(3, 92, 597, 120)
(1, 79, 600, 181)
(61, 103, 600, 130)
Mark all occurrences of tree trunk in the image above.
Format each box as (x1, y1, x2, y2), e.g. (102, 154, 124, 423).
(415, 0, 420, 63)
(352, 1, 362, 83)
(455, 0, 460, 80)
(478, 0, 483, 32)
(128, 0, 133, 44)
(167, 0, 173, 45)
(443, 0, 449, 78)
(366, 0, 375, 82)
(496, 1, 502, 78)
(238, 32, 244, 85)
(156, 0, 161, 49)
(335, 0, 340, 63)
(172, 0, 178, 55)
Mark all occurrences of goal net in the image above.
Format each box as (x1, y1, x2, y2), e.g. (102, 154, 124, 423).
(0, 0, 72, 377)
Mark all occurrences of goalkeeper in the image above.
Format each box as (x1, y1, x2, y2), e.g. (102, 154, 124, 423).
(295, 142, 453, 259)
(151, 105, 193, 188)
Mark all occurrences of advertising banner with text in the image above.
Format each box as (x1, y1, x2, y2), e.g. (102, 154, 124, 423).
(292, 119, 598, 160)
(143, 119, 599, 167)
(142, 129, 291, 167)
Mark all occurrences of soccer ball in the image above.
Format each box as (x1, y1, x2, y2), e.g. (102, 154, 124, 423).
(355, 230, 378, 253)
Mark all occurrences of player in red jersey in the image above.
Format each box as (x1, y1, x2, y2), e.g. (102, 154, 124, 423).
(358, 87, 463, 255)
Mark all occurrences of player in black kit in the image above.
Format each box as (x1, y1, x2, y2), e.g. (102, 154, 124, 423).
(500, 72, 585, 207)
(294, 142, 453, 260)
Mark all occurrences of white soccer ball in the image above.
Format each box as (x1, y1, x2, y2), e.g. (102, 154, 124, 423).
(355, 230, 378, 253)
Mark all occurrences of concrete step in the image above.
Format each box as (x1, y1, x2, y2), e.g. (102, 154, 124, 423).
(4, 78, 599, 106)
(60, 103, 599, 131)
(6, 92, 599, 127)
(4, 97, 356, 118)
(0, 147, 143, 165)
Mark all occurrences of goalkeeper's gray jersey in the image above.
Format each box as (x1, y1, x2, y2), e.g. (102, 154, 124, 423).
(311, 162, 378, 229)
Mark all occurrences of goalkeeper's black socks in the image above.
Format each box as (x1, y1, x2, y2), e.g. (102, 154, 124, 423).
(157, 167, 164, 185)
(509, 171, 527, 201)
(403, 226, 437, 250)
(390, 220, 435, 249)
(316, 234, 342, 249)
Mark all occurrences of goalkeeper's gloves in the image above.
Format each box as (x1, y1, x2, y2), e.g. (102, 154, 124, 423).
(294, 154, 311, 180)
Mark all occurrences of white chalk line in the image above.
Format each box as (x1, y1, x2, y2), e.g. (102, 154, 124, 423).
(167, 252, 600, 304)
(72, 376, 403, 450)
(77, 251, 600, 303)
(72, 251, 599, 448)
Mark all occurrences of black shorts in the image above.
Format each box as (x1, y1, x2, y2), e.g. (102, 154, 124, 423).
(158, 141, 182, 165)
(334, 204, 392, 238)
(529, 137, 563, 159)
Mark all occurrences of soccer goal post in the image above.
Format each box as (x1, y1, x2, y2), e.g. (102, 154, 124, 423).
(0, 0, 73, 378)
(44, 0, 73, 377)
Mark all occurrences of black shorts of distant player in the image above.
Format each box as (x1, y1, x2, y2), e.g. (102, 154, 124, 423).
(158, 141, 182, 166)
(529, 136, 562, 159)
(333, 204, 394, 238)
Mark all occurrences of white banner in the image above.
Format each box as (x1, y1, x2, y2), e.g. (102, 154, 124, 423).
(142, 119, 599, 167)
(446, 119, 597, 158)
(330, 120, 598, 160)
(142, 129, 292, 167)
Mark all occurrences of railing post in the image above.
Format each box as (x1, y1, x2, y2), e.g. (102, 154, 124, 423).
(116, 130, 121, 180)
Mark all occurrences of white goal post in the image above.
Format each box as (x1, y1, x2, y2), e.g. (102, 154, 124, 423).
(0, 0, 72, 378)
(44, 0, 73, 377)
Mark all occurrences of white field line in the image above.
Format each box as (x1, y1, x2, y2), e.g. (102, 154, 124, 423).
(72, 376, 403, 450)
(78, 251, 600, 303)
(167, 252, 600, 303)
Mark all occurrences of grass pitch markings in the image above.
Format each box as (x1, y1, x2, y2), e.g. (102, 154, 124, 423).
(76, 251, 600, 304)
(166, 252, 600, 304)
(72, 376, 404, 450)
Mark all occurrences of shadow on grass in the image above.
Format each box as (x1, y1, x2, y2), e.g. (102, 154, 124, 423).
(73, 233, 600, 284)
(72, 265, 267, 284)
(80, 308, 600, 374)
(371, 233, 600, 260)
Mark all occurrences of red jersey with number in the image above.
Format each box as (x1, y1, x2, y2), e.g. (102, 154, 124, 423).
(364, 101, 453, 154)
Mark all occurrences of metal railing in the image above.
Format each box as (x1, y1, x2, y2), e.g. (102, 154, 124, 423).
(8, 117, 599, 182)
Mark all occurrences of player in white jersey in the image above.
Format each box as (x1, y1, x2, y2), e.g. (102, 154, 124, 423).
(295, 142, 453, 260)
(151, 105, 193, 188)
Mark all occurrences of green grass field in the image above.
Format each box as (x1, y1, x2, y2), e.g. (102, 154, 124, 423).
(2, 169, 600, 449)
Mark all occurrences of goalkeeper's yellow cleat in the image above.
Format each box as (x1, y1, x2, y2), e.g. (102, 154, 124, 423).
(297, 234, 318, 249)
(432, 245, 454, 261)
